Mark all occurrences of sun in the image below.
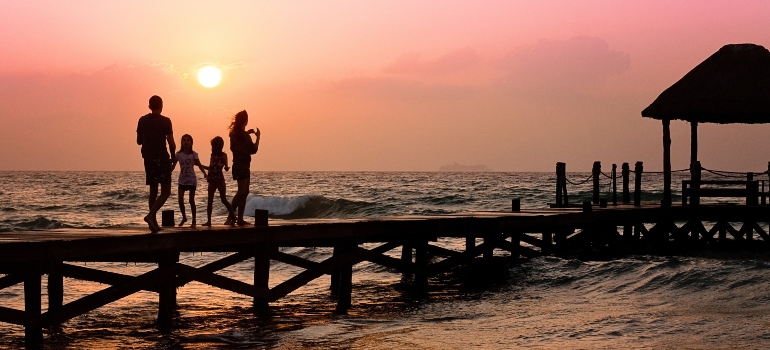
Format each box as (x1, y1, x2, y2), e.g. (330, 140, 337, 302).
(198, 66, 221, 88)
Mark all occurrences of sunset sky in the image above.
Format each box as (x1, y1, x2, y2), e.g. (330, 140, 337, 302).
(2, 1, 770, 171)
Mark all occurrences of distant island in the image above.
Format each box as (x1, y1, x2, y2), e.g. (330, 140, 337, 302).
(438, 163, 492, 172)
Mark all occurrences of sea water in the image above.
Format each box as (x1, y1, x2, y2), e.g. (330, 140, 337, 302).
(1, 171, 769, 349)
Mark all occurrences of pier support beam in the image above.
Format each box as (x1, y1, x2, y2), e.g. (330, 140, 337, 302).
(157, 252, 179, 331)
(24, 262, 42, 347)
(335, 241, 356, 312)
(48, 260, 64, 319)
(400, 243, 412, 278)
(415, 240, 429, 295)
(254, 244, 272, 312)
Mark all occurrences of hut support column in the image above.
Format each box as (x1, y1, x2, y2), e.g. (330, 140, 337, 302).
(691, 122, 698, 166)
(663, 119, 672, 206)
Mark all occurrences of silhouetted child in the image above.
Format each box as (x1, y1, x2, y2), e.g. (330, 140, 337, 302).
(172, 134, 207, 228)
(202, 136, 235, 226)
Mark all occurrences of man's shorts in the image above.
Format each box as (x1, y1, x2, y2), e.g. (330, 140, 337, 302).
(144, 158, 172, 185)
(232, 162, 250, 181)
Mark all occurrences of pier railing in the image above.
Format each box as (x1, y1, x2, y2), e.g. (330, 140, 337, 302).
(555, 161, 770, 207)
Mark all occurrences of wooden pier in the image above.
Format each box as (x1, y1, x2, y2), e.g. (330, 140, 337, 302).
(2, 204, 770, 346)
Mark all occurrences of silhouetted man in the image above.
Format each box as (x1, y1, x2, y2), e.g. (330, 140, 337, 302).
(137, 95, 175, 232)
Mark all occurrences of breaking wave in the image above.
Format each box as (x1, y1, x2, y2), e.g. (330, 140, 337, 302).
(243, 194, 381, 219)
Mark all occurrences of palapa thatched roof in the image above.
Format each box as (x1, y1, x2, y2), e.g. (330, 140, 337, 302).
(642, 43, 770, 124)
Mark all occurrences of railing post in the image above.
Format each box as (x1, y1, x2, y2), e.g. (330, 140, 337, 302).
(622, 163, 630, 204)
(748, 172, 758, 206)
(612, 164, 617, 206)
(592, 161, 601, 204)
(336, 241, 355, 312)
(555, 162, 563, 207)
(634, 161, 643, 207)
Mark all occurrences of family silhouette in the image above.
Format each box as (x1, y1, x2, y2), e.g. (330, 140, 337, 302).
(136, 95, 260, 232)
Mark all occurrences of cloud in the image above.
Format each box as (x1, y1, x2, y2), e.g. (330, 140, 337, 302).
(495, 36, 631, 90)
(383, 48, 481, 76)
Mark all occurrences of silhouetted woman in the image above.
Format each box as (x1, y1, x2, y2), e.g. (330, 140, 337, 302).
(227, 110, 260, 225)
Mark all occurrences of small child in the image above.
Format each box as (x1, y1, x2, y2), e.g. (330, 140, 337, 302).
(173, 134, 207, 228)
(202, 136, 235, 226)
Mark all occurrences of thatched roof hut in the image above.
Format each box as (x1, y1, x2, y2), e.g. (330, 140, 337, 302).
(641, 43, 770, 205)
(643, 43, 770, 123)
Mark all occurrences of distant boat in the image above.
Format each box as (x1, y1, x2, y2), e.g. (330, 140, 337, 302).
(438, 163, 492, 172)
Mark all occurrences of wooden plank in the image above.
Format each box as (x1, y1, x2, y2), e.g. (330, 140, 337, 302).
(271, 251, 320, 270)
(513, 232, 544, 248)
(269, 247, 367, 302)
(176, 264, 268, 298)
(177, 251, 253, 287)
(61, 263, 159, 293)
(424, 244, 462, 258)
(40, 267, 165, 326)
(0, 305, 29, 326)
(0, 274, 24, 290)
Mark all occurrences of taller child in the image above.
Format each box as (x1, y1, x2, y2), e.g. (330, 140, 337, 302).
(227, 110, 260, 226)
(136, 95, 175, 232)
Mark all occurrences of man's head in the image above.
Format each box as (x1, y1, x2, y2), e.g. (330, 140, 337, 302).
(149, 95, 163, 113)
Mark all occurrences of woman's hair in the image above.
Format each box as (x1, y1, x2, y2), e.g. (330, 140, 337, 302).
(228, 110, 248, 135)
(181, 134, 194, 153)
(211, 136, 224, 155)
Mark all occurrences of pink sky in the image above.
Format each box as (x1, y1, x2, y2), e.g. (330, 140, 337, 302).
(1, 0, 770, 171)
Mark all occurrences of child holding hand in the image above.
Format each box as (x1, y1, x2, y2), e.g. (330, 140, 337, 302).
(202, 136, 235, 227)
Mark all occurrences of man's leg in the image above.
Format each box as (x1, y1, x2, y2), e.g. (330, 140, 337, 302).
(149, 183, 159, 210)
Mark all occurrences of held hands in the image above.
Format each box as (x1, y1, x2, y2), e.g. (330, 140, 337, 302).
(248, 128, 261, 138)
(225, 166, 230, 172)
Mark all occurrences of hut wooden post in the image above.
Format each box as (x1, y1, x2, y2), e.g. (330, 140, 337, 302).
(612, 164, 618, 206)
(691, 161, 701, 206)
(622, 163, 630, 203)
(691, 122, 698, 167)
(592, 161, 601, 204)
(24, 262, 43, 347)
(663, 119, 672, 206)
(634, 162, 643, 206)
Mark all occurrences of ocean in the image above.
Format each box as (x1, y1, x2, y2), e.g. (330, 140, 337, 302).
(1, 171, 769, 349)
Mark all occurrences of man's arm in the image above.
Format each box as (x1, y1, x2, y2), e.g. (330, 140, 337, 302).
(167, 133, 176, 161)
(137, 133, 142, 145)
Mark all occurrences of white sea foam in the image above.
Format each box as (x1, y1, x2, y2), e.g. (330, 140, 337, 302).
(243, 194, 319, 216)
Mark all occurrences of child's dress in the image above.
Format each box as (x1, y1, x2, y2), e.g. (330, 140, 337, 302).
(207, 153, 227, 192)
(176, 151, 199, 189)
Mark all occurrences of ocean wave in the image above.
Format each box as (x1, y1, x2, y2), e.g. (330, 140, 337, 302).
(243, 194, 380, 219)
(12, 216, 72, 230)
(101, 189, 143, 200)
(1, 207, 15, 212)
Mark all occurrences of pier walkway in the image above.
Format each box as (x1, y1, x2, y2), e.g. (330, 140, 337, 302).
(2, 203, 769, 346)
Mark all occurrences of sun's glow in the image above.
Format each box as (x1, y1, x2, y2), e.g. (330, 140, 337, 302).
(198, 66, 221, 88)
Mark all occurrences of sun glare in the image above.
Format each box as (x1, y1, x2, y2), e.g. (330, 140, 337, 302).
(198, 66, 221, 88)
